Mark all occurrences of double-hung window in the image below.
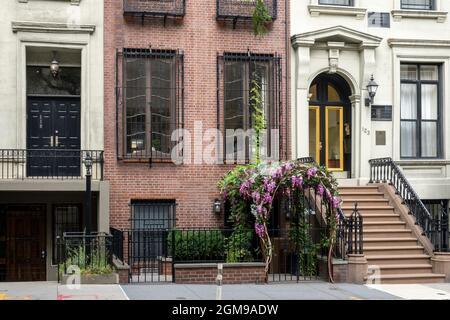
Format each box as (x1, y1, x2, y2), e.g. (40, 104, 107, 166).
(319, 0, 354, 6)
(121, 49, 183, 161)
(400, 64, 441, 159)
(401, 0, 435, 10)
(221, 53, 280, 163)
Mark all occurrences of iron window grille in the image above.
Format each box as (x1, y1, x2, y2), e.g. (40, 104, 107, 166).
(129, 200, 176, 262)
(400, 63, 442, 159)
(52, 205, 82, 264)
(216, 0, 277, 21)
(401, 0, 435, 10)
(123, 0, 186, 18)
(318, 0, 354, 6)
(116, 48, 184, 164)
(217, 52, 282, 164)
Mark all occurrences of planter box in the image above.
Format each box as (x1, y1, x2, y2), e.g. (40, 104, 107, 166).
(60, 273, 119, 285)
(174, 262, 266, 284)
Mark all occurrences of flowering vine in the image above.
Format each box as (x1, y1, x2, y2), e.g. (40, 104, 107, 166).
(218, 160, 341, 280)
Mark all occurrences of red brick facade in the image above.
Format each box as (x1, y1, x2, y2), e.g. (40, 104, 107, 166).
(104, 0, 289, 229)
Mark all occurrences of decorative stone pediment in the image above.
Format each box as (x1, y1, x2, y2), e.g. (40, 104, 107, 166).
(291, 26, 382, 50)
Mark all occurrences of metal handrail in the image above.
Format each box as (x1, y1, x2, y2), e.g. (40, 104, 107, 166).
(369, 157, 449, 251)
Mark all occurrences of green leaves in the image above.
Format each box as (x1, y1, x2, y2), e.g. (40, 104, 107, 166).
(252, 0, 272, 36)
(250, 70, 267, 164)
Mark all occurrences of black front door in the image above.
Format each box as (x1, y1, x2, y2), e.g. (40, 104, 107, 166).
(27, 97, 81, 177)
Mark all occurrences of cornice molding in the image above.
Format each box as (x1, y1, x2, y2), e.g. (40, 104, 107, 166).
(308, 4, 367, 20)
(391, 9, 447, 22)
(12, 21, 95, 34)
(388, 38, 450, 48)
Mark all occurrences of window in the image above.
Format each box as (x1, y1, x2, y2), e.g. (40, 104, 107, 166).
(121, 49, 183, 161)
(319, 0, 354, 6)
(401, 0, 435, 10)
(400, 64, 441, 158)
(53, 205, 82, 264)
(130, 201, 176, 260)
(368, 12, 390, 28)
(221, 53, 281, 162)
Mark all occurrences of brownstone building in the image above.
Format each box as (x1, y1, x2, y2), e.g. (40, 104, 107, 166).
(104, 0, 289, 235)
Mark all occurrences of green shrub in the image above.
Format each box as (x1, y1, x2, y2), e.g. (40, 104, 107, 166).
(168, 230, 226, 261)
(60, 245, 114, 276)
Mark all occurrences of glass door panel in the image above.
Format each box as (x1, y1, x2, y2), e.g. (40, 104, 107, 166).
(309, 106, 320, 162)
(326, 107, 343, 171)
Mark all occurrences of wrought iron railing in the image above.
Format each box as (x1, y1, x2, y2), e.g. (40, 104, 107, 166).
(123, 0, 186, 17)
(0, 149, 104, 180)
(111, 228, 124, 262)
(369, 157, 449, 252)
(57, 232, 113, 281)
(296, 157, 364, 258)
(217, 0, 277, 20)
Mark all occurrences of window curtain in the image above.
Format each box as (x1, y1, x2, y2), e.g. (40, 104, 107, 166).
(400, 83, 417, 157)
(421, 84, 438, 157)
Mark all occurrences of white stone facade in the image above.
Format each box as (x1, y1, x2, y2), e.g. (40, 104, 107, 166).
(291, 0, 450, 199)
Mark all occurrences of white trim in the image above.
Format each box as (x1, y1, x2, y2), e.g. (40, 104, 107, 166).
(389, 38, 450, 48)
(308, 4, 367, 20)
(391, 9, 447, 23)
(12, 21, 95, 34)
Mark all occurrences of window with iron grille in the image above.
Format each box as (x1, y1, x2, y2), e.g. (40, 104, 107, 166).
(401, 0, 435, 10)
(319, 0, 354, 6)
(117, 49, 184, 162)
(368, 12, 390, 28)
(130, 201, 176, 260)
(218, 53, 281, 163)
(52, 205, 82, 264)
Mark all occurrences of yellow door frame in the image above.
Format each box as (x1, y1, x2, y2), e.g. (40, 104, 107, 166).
(325, 106, 344, 172)
(309, 106, 320, 163)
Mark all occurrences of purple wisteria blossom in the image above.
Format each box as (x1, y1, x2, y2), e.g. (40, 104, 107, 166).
(332, 196, 341, 208)
(255, 223, 266, 237)
(251, 191, 261, 203)
(264, 178, 277, 193)
(325, 189, 332, 200)
(317, 184, 324, 196)
(307, 167, 318, 178)
(291, 175, 303, 188)
(263, 193, 273, 204)
(272, 167, 283, 179)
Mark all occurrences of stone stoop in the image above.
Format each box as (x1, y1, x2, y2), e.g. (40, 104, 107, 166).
(339, 185, 446, 284)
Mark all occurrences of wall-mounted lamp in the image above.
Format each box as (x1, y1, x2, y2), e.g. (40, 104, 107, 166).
(50, 51, 60, 79)
(213, 199, 222, 214)
(365, 74, 379, 107)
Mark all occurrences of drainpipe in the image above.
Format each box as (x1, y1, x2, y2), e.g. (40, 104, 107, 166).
(284, 0, 289, 161)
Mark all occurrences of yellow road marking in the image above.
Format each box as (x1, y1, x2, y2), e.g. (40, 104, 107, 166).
(0, 294, 6, 300)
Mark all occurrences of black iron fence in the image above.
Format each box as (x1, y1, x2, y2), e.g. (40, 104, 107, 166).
(123, 0, 186, 17)
(0, 149, 104, 180)
(111, 227, 124, 262)
(369, 157, 449, 252)
(217, 0, 277, 20)
(57, 232, 114, 281)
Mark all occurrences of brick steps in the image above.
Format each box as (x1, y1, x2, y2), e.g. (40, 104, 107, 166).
(338, 184, 445, 284)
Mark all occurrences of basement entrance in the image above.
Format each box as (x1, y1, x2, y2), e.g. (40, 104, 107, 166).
(0, 205, 46, 281)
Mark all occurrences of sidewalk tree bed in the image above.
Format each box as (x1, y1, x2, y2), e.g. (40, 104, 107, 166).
(218, 161, 342, 281)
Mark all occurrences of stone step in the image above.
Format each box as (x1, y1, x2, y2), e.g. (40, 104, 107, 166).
(339, 186, 380, 193)
(363, 229, 413, 238)
(348, 214, 401, 222)
(342, 199, 391, 207)
(367, 264, 433, 276)
(364, 273, 445, 284)
(366, 254, 431, 265)
(342, 207, 396, 215)
(363, 221, 407, 230)
(364, 245, 425, 256)
(364, 237, 419, 247)
(339, 192, 385, 200)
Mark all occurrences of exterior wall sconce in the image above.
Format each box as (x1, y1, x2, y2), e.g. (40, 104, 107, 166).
(365, 74, 379, 107)
(213, 199, 222, 214)
(50, 51, 60, 79)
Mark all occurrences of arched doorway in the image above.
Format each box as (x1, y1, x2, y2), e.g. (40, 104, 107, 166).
(308, 73, 352, 175)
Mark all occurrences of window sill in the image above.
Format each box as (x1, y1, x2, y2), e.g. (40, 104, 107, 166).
(391, 9, 448, 22)
(396, 159, 449, 166)
(18, 0, 80, 5)
(308, 4, 367, 19)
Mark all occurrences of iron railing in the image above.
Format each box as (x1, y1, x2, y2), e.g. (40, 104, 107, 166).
(0, 149, 103, 180)
(369, 157, 449, 251)
(217, 0, 277, 20)
(123, 0, 186, 17)
(296, 157, 364, 258)
(111, 228, 124, 262)
(57, 232, 113, 281)
(116, 48, 184, 165)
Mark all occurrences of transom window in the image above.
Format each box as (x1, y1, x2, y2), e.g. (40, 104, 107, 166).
(401, 0, 435, 10)
(120, 48, 183, 161)
(319, 0, 354, 6)
(400, 63, 441, 159)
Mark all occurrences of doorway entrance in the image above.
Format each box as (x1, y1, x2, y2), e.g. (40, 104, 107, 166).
(4, 206, 46, 281)
(308, 73, 352, 174)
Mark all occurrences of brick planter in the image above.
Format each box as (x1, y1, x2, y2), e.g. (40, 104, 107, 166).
(60, 273, 119, 285)
(174, 263, 266, 284)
